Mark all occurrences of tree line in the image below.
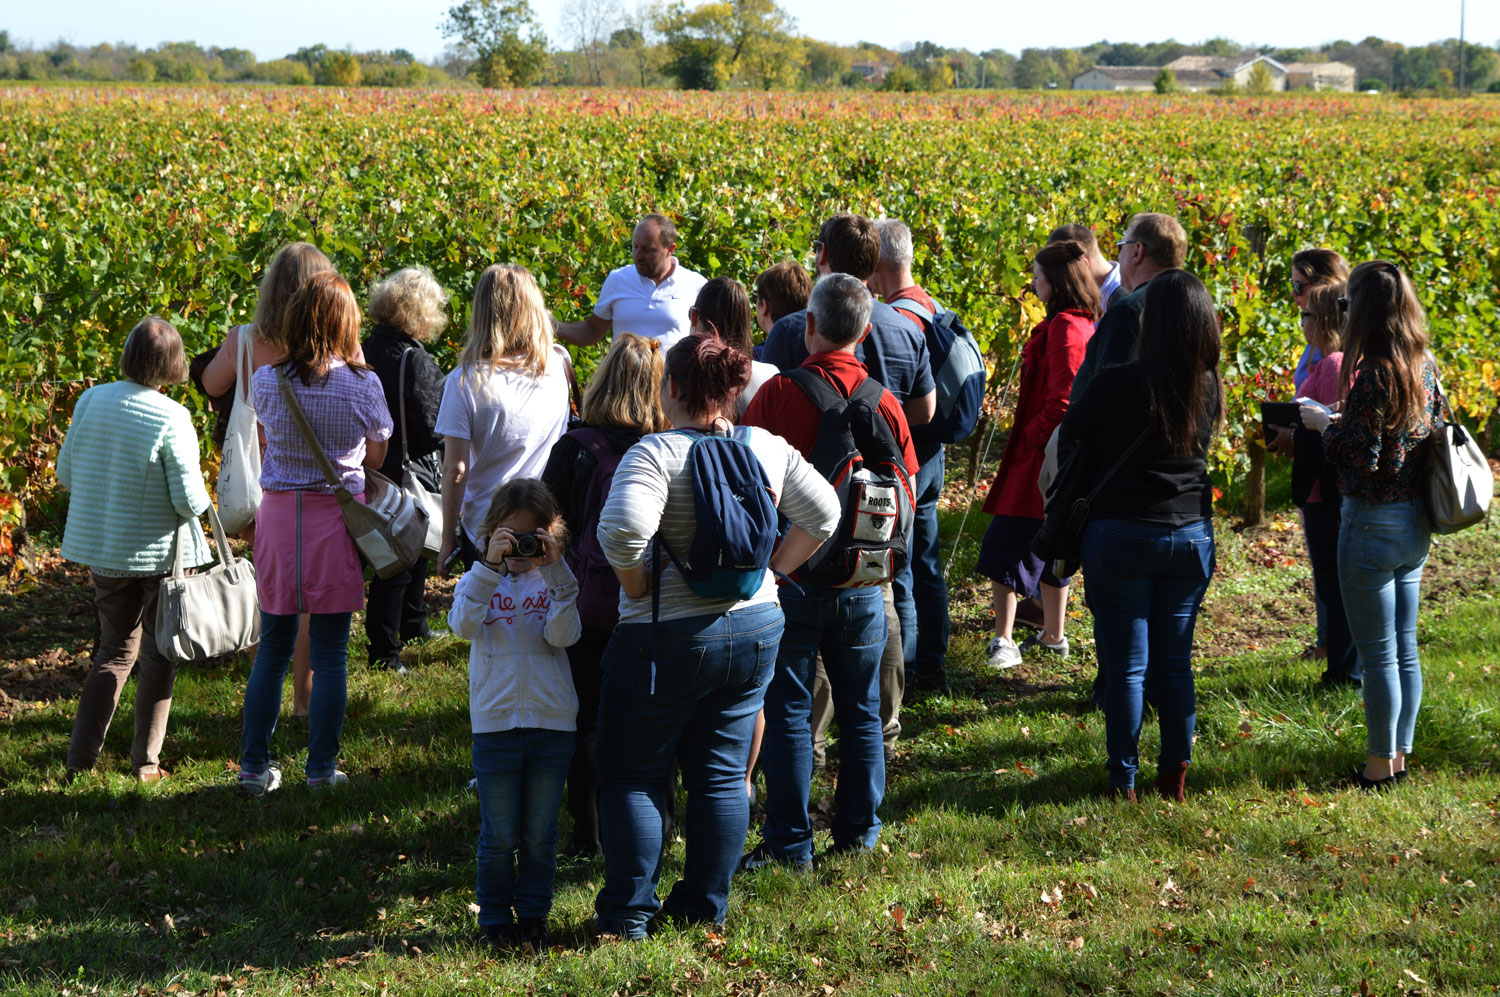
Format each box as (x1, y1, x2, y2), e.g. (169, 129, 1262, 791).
(3, 3, 1498, 94)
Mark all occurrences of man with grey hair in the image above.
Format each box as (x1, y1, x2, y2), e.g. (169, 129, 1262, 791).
(553, 212, 706, 349)
(869, 218, 952, 697)
(739, 273, 919, 871)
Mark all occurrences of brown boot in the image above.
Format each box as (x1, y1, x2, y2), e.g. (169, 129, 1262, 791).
(1155, 762, 1189, 802)
(1108, 785, 1138, 803)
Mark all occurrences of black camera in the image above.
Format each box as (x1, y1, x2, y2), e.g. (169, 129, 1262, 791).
(511, 532, 545, 558)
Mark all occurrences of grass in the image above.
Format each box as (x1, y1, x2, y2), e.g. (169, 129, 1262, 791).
(3, 505, 1500, 996)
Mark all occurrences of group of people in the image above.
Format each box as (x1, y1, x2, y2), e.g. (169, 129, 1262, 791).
(55, 206, 1444, 950)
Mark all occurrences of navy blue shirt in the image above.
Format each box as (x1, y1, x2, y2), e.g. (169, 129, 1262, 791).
(761, 300, 935, 403)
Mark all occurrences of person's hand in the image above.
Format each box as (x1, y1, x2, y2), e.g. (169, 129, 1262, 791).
(485, 528, 517, 566)
(1299, 404, 1339, 433)
(1267, 424, 1295, 457)
(437, 539, 456, 576)
(534, 529, 563, 568)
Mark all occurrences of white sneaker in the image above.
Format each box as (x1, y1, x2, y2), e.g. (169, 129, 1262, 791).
(308, 770, 350, 792)
(240, 763, 282, 797)
(986, 635, 1022, 670)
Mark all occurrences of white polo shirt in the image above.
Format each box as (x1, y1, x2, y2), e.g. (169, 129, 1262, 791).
(593, 258, 707, 350)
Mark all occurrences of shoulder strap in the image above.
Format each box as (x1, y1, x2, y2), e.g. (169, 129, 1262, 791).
(568, 427, 617, 464)
(849, 375, 885, 408)
(236, 325, 256, 405)
(890, 298, 935, 324)
(785, 366, 850, 411)
(1084, 428, 1151, 503)
(397, 347, 413, 465)
(275, 366, 347, 494)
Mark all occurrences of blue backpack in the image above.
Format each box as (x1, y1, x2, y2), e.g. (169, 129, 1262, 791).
(891, 297, 987, 445)
(653, 428, 779, 603)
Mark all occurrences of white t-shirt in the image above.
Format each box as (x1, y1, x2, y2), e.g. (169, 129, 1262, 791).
(593, 258, 706, 350)
(734, 360, 781, 421)
(435, 345, 572, 545)
(1100, 263, 1123, 311)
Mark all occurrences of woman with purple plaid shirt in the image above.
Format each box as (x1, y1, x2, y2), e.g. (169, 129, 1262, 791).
(237, 272, 393, 796)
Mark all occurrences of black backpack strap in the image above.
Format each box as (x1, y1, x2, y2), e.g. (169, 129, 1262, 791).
(784, 366, 850, 411)
(848, 375, 886, 409)
(568, 426, 616, 464)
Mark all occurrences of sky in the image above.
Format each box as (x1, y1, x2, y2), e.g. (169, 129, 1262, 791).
(6, 0, 1493, 63)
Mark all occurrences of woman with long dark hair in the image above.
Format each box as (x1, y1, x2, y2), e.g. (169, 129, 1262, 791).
(978, 240, 1098, 669)
(1058, 268, 1222, 802)
(1300, 261, 1440, 790)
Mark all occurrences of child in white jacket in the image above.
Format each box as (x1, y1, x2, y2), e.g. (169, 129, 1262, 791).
(449, 478, 581, 955)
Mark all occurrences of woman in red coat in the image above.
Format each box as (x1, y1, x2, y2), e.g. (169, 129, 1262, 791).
(978, 241, 1098, 669)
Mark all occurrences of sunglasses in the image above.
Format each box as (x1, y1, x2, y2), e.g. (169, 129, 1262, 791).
(1337, 296, 1349, 313)
(1291, 280, 1305, 295)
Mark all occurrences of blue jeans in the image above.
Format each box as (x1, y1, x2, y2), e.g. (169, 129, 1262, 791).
(594, 604, 782, 938)
(1082, 518, 1214, 791)
(894, 447, 950, 682)
(761, 585, 886, 863)
(240, 611, 351, 781)
(472, 728, 574, 925)
(1339, 497, 1430, 758)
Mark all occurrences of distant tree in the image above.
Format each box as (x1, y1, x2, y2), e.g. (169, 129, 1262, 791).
(1100, 42, 1147, 66)
(734, 0, 800, 89)
(615, 2, 658, 86)
(1014, 48, 1060, 88)
(0, 30, 12, 53)
(1200, 37, 1240, 57)
(217, 47, 256, 71)
(257, 58, 315, 85)
(1246, 60, 1274, 94)
(1392, 46, 1439, 90)
(654, 1, 735, 88)
(801, 38, 849, 87)
(879, 64, 921, 91)
(128, 57, 157, 82)
(609, 27, 642, 48)
(290, 44, 330, 69)
(1359, 77, 1387, 91)
(1154, 67, 1176, 93)
(317, 50, 362, 86)
(561, 0, 623, 85)
(442, 0, 551, 87)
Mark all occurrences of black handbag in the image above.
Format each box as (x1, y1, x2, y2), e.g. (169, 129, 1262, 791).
(1032, 429, 1150, 578)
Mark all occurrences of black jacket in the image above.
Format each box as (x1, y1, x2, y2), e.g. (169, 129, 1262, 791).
(362, 325, 446, 487)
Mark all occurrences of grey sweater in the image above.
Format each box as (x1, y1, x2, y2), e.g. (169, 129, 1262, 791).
(598, 427, 841, 624)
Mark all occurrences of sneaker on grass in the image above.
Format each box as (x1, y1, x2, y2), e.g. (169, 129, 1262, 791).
(308, 770, 349, 792)
(239, 763, 282, 797)
(1020, 631, 1070, 658)
(986, 635, 1022, 670)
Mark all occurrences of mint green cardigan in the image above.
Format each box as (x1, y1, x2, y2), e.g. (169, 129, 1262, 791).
(57, 380, 213, 574)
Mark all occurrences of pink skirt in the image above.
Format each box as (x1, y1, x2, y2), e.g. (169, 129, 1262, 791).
(254, 491, 366, 615)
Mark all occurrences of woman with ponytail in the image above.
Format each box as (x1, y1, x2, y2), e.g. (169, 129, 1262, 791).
(589, 332, 839, 940)
(978, 240, 1098, 669)
(1300, 261, 1442, 791)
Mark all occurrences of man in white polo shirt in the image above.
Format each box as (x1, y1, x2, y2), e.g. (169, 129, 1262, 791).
(554, 213, 707, 350)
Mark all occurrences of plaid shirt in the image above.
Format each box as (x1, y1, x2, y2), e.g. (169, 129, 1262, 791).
(253, 361, 393, 494)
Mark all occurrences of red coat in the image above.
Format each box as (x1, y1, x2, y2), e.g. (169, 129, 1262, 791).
(982, 309, 1095, 520)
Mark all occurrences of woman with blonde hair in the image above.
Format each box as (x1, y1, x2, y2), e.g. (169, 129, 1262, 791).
(61, 317, 213, 783)
(238, 271, 393, 795)
(542, 333, 665, 856)
(362, 266, 451, 671)
(436, 264, 572, 572)
(1300, 261, 1442, 790)
(199, 242, 338, 716)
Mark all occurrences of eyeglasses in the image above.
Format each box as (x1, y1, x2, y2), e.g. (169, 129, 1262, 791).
(1291, 280, 1305, 295)
(1337, 297, 1349, 313)
(1299, 311, 1314, 320)
(1115, 239, 1139, 248)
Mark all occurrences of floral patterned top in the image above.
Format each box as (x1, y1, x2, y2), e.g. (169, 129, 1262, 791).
(1322, 357, 1440, 503)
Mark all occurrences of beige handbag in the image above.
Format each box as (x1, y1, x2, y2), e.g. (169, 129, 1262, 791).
(156, 502, 260, 662)
(276, 367, 428, 580)
(397, 348, 444, 558)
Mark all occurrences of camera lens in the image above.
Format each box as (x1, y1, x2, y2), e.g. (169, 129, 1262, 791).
(513, 533, 543, 558)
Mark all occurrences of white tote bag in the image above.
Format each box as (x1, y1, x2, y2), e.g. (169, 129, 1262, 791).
(1426, 374, 1493, 535)
(216, 326, 263, 534)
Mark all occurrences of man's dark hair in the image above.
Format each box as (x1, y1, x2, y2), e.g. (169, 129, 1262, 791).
(753, 262, 813, 323)
(638, 212, 678, 248)
(1047, 223, 1100, 254)
(817, 214, 880, 281)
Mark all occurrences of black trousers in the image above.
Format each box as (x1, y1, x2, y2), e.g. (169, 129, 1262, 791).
(1301, 500, 1360, 685)
(365, 557, 432, 666)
